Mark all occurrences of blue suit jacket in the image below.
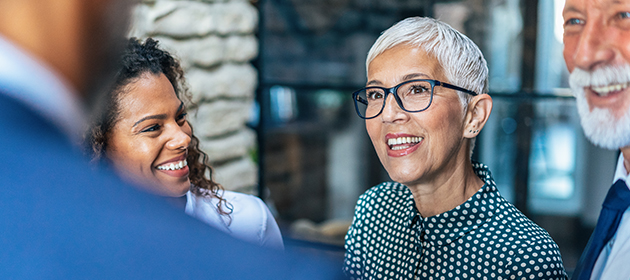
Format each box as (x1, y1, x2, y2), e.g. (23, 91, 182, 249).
(0, 92, 343, 279)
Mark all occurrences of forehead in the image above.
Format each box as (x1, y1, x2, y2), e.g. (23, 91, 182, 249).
(367, 44, 444, 83)
(117, 73, 180, 117)
(564, 0, 628, 11)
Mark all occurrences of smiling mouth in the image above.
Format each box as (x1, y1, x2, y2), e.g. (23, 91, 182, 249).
(388, 136, 423, 150)
(590, 83, 629, 97)
(156, 160, 188, 171)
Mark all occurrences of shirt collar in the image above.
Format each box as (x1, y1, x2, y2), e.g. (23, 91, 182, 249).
(614, 154, 630, 188)
(404, 189, 419, 229)
(0, 34, 85, 143)
(405, 162, 502, 247)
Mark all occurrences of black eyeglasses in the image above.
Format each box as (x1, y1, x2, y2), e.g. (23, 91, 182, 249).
(352, 79, 478, 119)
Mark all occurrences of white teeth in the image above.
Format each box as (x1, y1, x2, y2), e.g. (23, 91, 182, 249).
(157, 159, 188, 171)
(591, 83, 629, 96)
(387, 137, 423, 147)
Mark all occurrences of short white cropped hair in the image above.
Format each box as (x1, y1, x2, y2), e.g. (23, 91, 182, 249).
(366, 17, 489, 109)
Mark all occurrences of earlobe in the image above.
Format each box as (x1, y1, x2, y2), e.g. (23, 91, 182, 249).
(464, 94, 493, 138)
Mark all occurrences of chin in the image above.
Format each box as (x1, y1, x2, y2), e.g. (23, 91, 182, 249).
(385, 168, 421, 186)
(152, 180, 190, 197)
(176, 185, 191, 196)
(172, 182, 191, 197)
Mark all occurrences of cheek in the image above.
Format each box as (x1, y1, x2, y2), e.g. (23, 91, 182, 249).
(619, 36, 630, 64)
(563, 39, 577, 71)
(108, 139, 157, 174)
(421, 104, 464, 141)
(129, 142, 161, 169)
(183, 122, 193, 138)
(365, 120, 382, 147)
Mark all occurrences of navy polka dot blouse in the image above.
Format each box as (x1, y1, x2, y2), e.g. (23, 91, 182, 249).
(344, 162, 568, 280)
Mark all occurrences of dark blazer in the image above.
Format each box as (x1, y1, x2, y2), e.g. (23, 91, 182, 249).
(0, 92, 343, 279)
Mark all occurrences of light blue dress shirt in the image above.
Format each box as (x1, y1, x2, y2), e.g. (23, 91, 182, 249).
(590, 154, 630, 280)
(0, 35, 84, 142)
(185, 190, 284, 250)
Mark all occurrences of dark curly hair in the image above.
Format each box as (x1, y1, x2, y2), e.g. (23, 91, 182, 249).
(87, 37, 230, 216)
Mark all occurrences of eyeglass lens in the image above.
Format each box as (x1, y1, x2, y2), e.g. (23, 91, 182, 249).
(355, 80, 433, 118)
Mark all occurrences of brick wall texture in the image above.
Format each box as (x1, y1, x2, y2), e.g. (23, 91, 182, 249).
(130, 0, 259, 194)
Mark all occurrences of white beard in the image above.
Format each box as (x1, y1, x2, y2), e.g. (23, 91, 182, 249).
(569, 65, 630, 150)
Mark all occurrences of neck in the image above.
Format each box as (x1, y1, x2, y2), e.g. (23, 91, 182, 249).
(406, 157, 484, 218)
(622, 147, 630, 175)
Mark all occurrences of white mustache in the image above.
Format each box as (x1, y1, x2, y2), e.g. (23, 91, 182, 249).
(569, 64, 630, 92)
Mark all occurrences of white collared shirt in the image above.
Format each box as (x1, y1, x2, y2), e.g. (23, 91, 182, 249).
(185, 190, 284, 250)
(0, 35, 85, 142)
(590, 154, 630, 280)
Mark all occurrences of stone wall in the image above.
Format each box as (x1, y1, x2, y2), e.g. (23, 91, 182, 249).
(130, 0, 259, 194)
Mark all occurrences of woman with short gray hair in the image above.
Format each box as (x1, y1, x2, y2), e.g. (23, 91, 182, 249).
(343, 17, 567, 279)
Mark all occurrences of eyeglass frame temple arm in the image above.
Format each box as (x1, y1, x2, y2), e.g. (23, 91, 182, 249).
(354, 92, 369, 105)
(436, 81, 479, 96)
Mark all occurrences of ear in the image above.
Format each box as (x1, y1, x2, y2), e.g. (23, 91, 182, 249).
(463, 94, 493, 138)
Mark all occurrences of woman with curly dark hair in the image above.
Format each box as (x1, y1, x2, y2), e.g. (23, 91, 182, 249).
(87, 37, 283, 250)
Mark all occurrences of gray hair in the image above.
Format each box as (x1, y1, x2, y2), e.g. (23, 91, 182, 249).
(366, 17, 488, 156)
(366, 17, 489, 111)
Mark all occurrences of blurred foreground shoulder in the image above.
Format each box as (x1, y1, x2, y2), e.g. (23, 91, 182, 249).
(0, 93, 344, 279)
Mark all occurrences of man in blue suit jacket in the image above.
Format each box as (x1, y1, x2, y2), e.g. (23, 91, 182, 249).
(0, 0, 342, 278)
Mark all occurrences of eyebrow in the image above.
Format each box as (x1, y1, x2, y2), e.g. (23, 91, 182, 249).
(366, 73, 431, 86)
(562, 5, 581, 16)
(402, 73, 430, 80)
(132, 102, 184, 128)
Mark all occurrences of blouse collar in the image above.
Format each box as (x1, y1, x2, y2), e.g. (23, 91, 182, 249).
(404, 162, 504, 247)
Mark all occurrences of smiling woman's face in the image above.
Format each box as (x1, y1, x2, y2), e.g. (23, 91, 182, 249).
(106, 72, 192, 197)
(366, 44, 469, 186)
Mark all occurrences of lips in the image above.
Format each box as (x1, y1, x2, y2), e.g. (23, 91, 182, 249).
(590, 82, 629, 97)
(584, 82, 630, 112)
(155, 155, 189, 178)
(386, 133, 423, 157)
(156, 160, 187, 171)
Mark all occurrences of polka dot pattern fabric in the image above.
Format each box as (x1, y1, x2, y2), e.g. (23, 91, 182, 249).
(343, 162, 568, 280)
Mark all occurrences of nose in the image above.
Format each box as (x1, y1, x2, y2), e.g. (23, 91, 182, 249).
(166, 124, 191, 151)
(571, 20, 616, 71)
(380, 92, 408, 123)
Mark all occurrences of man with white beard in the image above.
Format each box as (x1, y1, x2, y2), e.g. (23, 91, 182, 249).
(562, 0, 630, 279)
